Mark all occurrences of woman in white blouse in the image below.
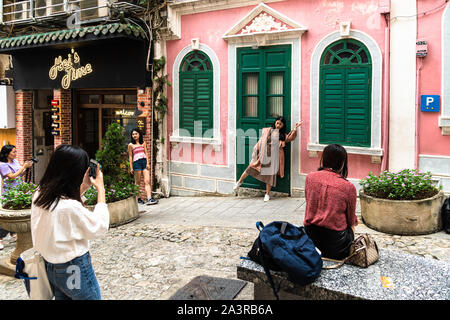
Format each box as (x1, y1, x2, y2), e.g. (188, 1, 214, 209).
(31, 144, 109, 300)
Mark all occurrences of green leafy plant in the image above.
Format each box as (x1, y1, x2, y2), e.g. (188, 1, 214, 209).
(1, 179, 38, 210)
(360, 169, 441, 201)
(84, 123, 140, 205)
(153, 56, 172, 120)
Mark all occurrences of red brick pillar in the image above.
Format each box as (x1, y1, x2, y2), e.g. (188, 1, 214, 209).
(137, 87, 153, 197)
(53, 89, 72, 147)
(15, 90, 33, 164)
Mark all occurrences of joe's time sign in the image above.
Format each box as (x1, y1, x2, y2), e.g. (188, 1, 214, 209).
(11, 38, 150, 90)
(49, 49, 93, 89)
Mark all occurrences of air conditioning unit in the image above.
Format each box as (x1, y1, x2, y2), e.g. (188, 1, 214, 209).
(0, 85, 16, 129)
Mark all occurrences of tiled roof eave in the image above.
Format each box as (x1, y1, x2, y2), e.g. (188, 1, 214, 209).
(0, 23, 147, 51)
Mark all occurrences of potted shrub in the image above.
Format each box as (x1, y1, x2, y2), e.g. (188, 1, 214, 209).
(83, 122, 140, 227)
(359, 169, 445, 235)
(0, 179, 38, 273)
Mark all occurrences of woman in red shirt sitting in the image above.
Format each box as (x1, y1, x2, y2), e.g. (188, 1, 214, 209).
(303, 144, 358, 260)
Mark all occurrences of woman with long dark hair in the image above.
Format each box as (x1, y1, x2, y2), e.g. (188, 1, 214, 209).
(0, 145, 33, 250)
(233, 117, 301, 201)
(303, 144, 358, 260)
(128, 128, 157, 205)
(31, 144, 109, 300)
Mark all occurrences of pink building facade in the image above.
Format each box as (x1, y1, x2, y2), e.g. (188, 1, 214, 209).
(161, 0, 450, 196)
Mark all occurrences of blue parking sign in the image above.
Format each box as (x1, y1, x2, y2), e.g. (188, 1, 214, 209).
(420, 95, 440, 112)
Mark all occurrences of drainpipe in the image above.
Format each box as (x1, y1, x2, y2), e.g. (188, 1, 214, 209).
(415, 57, 424, 170)
(381, 12, 390, 172)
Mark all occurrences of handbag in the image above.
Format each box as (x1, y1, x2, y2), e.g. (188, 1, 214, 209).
(322, 234, 379, 269)
(15, 248, 54, 300)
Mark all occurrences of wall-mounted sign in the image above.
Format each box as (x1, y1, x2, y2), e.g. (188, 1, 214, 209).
(416, 40, 428, 57)
(115, 109, 135, 117)
(11, 38, 150, 90)
(49, 49, 93, 89)
(51, 99, 61, 136)
(420, 95, 440, 112)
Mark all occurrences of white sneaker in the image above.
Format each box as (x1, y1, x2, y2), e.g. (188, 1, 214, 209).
(264, 194, 270, 202)
(233, 181, 242, 191)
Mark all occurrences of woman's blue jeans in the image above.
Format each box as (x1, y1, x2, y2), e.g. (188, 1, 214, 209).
(44, 252, 101, 300)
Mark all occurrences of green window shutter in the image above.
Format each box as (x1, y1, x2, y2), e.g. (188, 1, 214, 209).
(195, 73, 213, 136)
(319, 39, 371, 147)
(345, 68, 370, 145)
(179, 51, 213, 137)
(180, 74, 196, 135)
(320, 69, 345, 143)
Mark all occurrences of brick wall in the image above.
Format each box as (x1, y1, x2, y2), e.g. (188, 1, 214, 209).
(15, 90, 33, 164)
(137, 87, 153, 198)
(53, 89, 72, 147)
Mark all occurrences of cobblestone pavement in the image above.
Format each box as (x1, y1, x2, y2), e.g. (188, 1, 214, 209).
(0, 196, 448, 300)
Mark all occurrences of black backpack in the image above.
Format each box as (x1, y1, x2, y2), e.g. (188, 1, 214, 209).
(441, 197, 450, 234)
(245, 221, 322, 299)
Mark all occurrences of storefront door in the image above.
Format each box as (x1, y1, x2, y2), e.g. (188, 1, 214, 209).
(75, 90, 144, 159)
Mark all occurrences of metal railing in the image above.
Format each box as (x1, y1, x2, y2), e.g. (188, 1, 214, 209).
(0, 0, 145, 25)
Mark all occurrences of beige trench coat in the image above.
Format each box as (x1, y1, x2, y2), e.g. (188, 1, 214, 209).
(249, 127, 298, 178)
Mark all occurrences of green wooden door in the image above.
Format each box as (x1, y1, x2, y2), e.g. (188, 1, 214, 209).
(236, 45, 291, 194)
(319, 39, 372, 146)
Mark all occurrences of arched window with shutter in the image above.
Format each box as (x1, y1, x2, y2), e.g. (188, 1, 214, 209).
(179, 50, 213, 137)
(319, 39, 372, 147)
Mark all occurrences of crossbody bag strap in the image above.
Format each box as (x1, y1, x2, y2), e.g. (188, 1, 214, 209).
(321, 243, 367, 270)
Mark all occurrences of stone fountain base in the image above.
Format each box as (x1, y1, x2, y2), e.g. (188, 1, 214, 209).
(0, 207, 32, 277)
(0, 259, 16, 277)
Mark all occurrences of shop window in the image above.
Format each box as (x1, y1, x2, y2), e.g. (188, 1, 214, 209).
(104, 94, 124, 104)
(79, 94, 100, 104)
(125, 94, 137, 105)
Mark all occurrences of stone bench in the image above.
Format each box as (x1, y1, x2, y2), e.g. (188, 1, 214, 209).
(237, 249, 450, 300)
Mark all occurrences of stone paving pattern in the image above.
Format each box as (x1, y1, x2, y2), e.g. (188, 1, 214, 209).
(0, 196, 448, 300)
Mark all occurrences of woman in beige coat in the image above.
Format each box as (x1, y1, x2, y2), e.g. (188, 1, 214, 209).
(234, 117, 301, 201)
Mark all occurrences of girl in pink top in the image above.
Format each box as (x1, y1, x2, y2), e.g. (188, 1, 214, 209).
(303, 144, 358, 260)
(128, 128, 157, 205)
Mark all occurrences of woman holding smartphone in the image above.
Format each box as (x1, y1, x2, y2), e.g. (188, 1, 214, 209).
(31, 144, 109, 300)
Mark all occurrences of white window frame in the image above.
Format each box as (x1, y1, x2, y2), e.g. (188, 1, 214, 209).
(170, 43, 221, 150)
(307, 30, 383, 157)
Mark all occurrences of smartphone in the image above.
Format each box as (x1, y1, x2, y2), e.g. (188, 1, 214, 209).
(89, 159, 99, 179)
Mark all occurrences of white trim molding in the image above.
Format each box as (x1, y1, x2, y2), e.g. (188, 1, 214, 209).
(166, 0, 284, 40)
(441, 3, 450, 135)
(223, 3, 307, 45)
(307, 30, 383, 157)
(170, 43, 222, 151)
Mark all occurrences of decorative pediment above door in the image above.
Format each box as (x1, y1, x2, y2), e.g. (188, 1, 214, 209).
(223, 3, 307, 45)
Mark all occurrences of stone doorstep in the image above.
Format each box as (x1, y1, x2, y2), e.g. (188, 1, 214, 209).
(237, 249, 450, 300)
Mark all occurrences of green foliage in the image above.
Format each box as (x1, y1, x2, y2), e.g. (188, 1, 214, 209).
(360, 169, 441, 200)
(1, 179, 38, 210)
(83, 178, 140, 206)
(95, 122, 126, 186)
(153, 56, 171, 120)
(86, 122, 140, 205)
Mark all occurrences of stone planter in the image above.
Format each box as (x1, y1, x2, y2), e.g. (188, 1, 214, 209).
(360, 190, 445, 236)
(87, 196, 139, 228)
(0, 207, 32, 276)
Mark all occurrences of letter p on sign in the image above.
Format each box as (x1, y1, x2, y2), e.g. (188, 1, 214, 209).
(420, 95, 440, 112)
